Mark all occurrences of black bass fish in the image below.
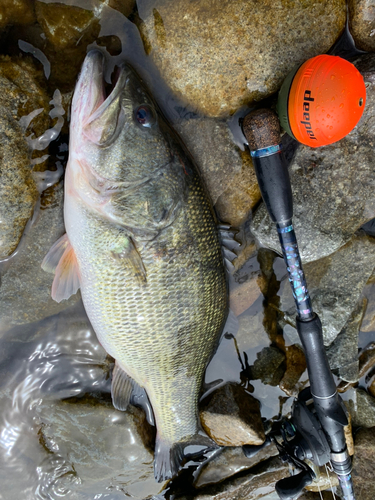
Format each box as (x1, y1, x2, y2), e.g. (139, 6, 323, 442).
(43, 50, 228, 481)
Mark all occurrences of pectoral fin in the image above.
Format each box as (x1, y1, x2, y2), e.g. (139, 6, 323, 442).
(111, 236, 147, 285)
(42, 233, 80, 302)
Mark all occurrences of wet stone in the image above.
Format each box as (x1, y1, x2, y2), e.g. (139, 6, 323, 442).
(279, 344, 307, 397)
(36, 396, 162, 500)
(200, 383, 265, 447)
(279, 232, 375, 346)
(176, 457, 289, 500)
(251, 347, 286, 387)
(194, 441, 279, 489)
(0, 182, 79, 327)
(0, 56, 50, 258)
(33, 0, 135, 90)
(175, 117, 260, 225)
(348, 0, 375, 52)
(0, 0, 35, 30)
(251, 54, 375, 263)
(326, 298, 366, 383)
(351, 427, 375, 500)
(137, 0, 345, 117)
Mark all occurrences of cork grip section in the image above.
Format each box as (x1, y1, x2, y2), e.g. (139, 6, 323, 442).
(242, 109, 281, 151)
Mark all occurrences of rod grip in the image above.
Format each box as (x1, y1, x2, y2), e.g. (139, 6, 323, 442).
(296, 315, 336, 398)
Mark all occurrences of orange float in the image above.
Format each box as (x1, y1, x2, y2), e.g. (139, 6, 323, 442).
(277, 55, 366, 147)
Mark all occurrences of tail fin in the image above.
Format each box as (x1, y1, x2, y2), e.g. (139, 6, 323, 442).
(154, 433, 219, 482)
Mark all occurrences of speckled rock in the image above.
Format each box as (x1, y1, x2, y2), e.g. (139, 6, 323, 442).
(136, 0, 346, 117)
(0, 0, 35, 30)
(0, 56, 50, 258)
(279, 232, 375, 346)
(200, 383, 265, 446)
(349, 0, 375, 52)
(37, 396, 161, 500)
(251, 54, 375, 263)
(175, 117, 261, 224)
(33, 0, 135, 90)
(326, 298, 366, 382)
(352, 427, 375, 499)
(251, 347, 286, 386)
(345, 388, 375, 428)
(195, 441, 279, 489)
(0, 182, 79, 327)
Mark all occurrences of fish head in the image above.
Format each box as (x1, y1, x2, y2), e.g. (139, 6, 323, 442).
(68, 50, 187, 233)
(70, 50, 174, 186)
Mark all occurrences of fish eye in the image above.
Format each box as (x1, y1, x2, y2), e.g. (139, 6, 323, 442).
(134, 104, 156, 128)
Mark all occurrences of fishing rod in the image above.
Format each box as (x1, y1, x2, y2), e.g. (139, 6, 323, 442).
(239, 55, 367, 499)
(241, 107, 354, 500)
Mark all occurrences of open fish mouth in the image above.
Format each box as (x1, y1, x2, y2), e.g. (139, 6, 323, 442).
(72, 50, 129, 132)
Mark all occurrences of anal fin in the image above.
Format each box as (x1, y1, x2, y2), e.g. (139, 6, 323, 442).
(111, 362, 155, 425)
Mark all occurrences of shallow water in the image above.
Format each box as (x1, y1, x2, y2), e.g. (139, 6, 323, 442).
(0, 2, 374, 499)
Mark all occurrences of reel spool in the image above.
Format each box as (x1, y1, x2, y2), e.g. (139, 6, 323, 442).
(277, 54, 366, 147)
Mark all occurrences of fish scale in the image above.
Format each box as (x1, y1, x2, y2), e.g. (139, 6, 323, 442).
(43, 50, 228, 482)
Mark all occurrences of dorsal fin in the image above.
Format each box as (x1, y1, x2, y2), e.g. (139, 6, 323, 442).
(42, 233, 81, 303)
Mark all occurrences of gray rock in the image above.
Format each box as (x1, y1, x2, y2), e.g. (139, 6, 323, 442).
(136, 0, 345, 117)
(326, 298, 366, 382)
(175, 117, 261, 224)
(200, 383, 265, 447)
(251, 54, 375, 263)
(345, 388, 375, 428)
(0, 56, 50, 258)
(195, 441, 279, 489)
(279, 232, 375, 346)
(349, 0, 375, 52)
(0, 181, 79, 327)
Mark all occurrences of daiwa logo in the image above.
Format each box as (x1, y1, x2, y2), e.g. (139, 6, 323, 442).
(300, 90, 317, 141)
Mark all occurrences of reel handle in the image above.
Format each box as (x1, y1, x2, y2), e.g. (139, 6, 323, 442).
(275, 469, 314, 500)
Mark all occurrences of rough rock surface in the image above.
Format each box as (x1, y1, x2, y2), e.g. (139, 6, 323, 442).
(195, 441, 279, 489)
(0, 56, 50, 258)
(279, 344, 306, 397)
(352, 427, 375, 499)
(251, 347, 286, 386)
(175, 117, 261, 225)
(349, 0, 375, 52)
(251, 54, 375, 263)
(346, 388, 375, 428)
(176, 457, 289, 500)
(0, 0, 35, 30)
(137, 0, 346, 117)
(200, 383, 265, 446)
(0, 182, 79, 327)
(326, 298, 366, 382)
(279, 232, 375, 346)
(33, 0, 135, 90)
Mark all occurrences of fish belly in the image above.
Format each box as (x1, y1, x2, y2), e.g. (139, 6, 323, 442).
(65, 192, 228, 447)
